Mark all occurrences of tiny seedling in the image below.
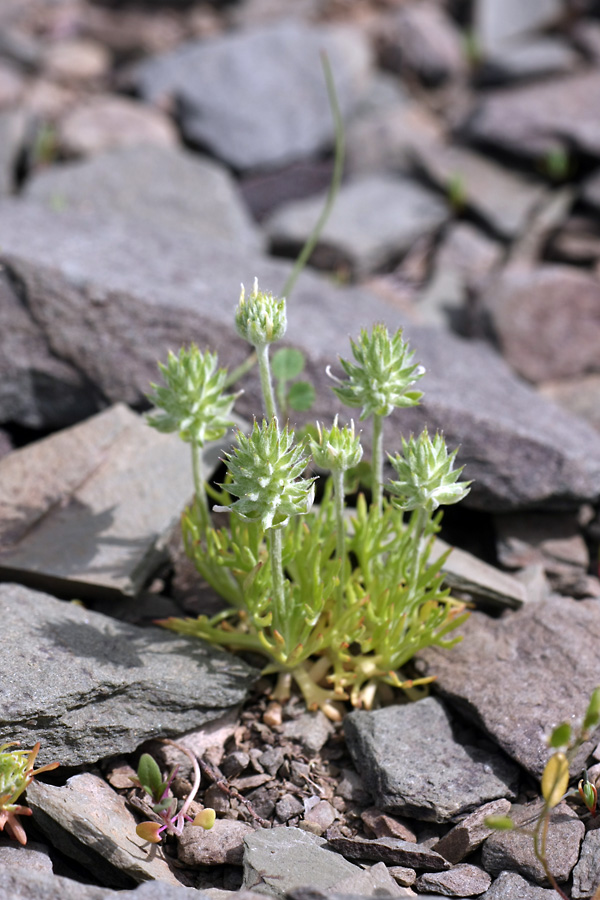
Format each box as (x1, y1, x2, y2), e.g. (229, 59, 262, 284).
(0, 741, 59, 845)
(486, 687, 600, 899)
(132, 742, 215, 844)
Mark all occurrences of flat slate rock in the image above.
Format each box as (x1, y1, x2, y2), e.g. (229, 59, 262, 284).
(474, 0, 563, 54)
(572, 826, 600, 899)
(0, 403, 195, 598)
(432, 799, 512, 864)
(326, 833, 451, 871)
(464, 71, 600, 159)
(133, 21, 372, 171)
(0, 583, 257, 766)
(0, 867, 203, 900)
(416, 594, 600, 778)
(24, 144, 262, 251)
(479, 870, 558, 899)
(416, 863, 491, 897)
(481, 799, 584, 886)
(27, 772, 184, 888)
(479, 264, 600, 384)
(2, 201, 600, 513)
(343, 698, 519, 823)
(265, 174, 448, 277)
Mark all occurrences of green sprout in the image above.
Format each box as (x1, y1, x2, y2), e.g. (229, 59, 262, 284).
(132, 742, 215, 844)
(486, 688, 600, 899)
(0, 741, 59, 845)
(151, 283, 471, 719)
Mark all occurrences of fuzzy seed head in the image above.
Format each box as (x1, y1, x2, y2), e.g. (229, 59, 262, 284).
(147, 345, 235, 446)
(310, 418, 363, 473)
(235, 278, 287, 348)
(387, 429, 471, 511)
(219, 418, 315, 530)
(330, 325, 425, 420)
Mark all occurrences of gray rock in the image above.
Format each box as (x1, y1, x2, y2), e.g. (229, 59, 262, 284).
(474, 0, 564, 55)
(582, 168, 600, 212)
(178, 818, 254, 866)
(133, 21, 372, 171)
(0, 108, 27, 195)
(0, 841, 53, 872)
(540, 374, 600, 434)
(0, 583, 256, 766)
(416, 864, 491, 897)
(0, 404, 195, 598)
(479, 870, 557, 899)
(479, 264, 600, 383)
(343, 698, 519, 823)
(56, 94, 178, 158)
(393, 325, 600, 511)
(361, 807, 417, 843)
(0, 862, 203, 900)
(415, 143, 547, 239)
(329, 860, 413, 897)
(479, 37, 579, 84)
(431, 538, 527, 610)
(26, 773, 182, 887)
(326, 833, 451, 870)
(432, 799, 512, 864)
(0, 59, 25, 108)
(266, 174, 447, 277)
(416, 595, 600, 777)
(0, 269, 94, 429)
(280, 711, 335, 754)
(25, 145, 262, 251)
(481, 800, 584, 885)
(547, 216, 600, 266)
(464, 71, 600, 159)
(572, 826, 600, 898)
(379, 3, 466, 85)
(242, 827, 370, 897)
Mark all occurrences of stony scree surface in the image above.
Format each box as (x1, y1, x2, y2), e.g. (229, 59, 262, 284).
(0, 583, 257, 766)
(416, 594, 600, 778)
(343, 697, 519, 823)
(571, 827, 600, 899)
(133, 20, 372, 171)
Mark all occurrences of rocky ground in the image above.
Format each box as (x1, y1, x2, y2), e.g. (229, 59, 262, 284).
(1, 0, 600, 898)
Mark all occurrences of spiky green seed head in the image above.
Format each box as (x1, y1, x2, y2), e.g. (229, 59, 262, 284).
(329, 324, 425, 420)
(235, 278, 286, 348)
(147, 346, 236, 447)
(388, 429, 471, 511)
(310, 417, 363, 473)
(217, 418, 315, 530)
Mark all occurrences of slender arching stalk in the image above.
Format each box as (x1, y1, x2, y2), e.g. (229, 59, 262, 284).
(191, 440, 210, 535)
(371, 413, 384, 514)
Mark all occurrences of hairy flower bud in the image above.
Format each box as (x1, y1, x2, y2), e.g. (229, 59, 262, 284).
(217, 418, 315, 530)
(329, 324, 424, 420)
(235, 278, 287, 348)
(388, 429, 471, 511)
(310, 418, 363, 473)
(147, 346, 235, 447)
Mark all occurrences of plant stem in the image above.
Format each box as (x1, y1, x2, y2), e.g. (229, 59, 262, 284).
(256, 343, 278, 420)
(371, 413, 384, 513)
(267, 527, 286, 649)
(534, 810, 569, 900)
(191, 441, 210, 534)
(332, 467, 346, 610)
(282, 51, 345, 299)
(224, 349, 257, 390)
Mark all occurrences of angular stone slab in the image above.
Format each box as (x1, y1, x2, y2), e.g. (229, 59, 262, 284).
(265, 174, 448, 277)
(27, 773, 183, 888)
(0, 866, 205, 900)
(326, 834, 451, 871)
(0, 404, 195, 598)
(0, 583, 257, 766)
(572, 827, 600, 899)
(432, 538, 527, 610)
(416, 595, 600, 777)
(416, 864, 491, 897)
(481, 800, 584, 886)
(343, 698, 519, 823)
(464, 71, 600, 159)
(480, 870, 557, 899)
(415, 142, 546, 239)
(133, 21, 372, 171)
(25, 144, 263, 251)
(432, 799, 511, 864)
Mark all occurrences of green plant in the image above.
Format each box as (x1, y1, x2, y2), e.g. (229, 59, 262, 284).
(0, 741, 59, 845)
(148, 284, 471, 719)
(486, 688, 600, 899)
(132, 742, 215, 844)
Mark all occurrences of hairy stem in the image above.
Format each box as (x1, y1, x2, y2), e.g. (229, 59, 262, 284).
(256, 343, 278, 421)
(191, 441, 210, 534)
(332, 467, 347, 610)
(267, 527, 286, 648)
(371, 413, 384, 514)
